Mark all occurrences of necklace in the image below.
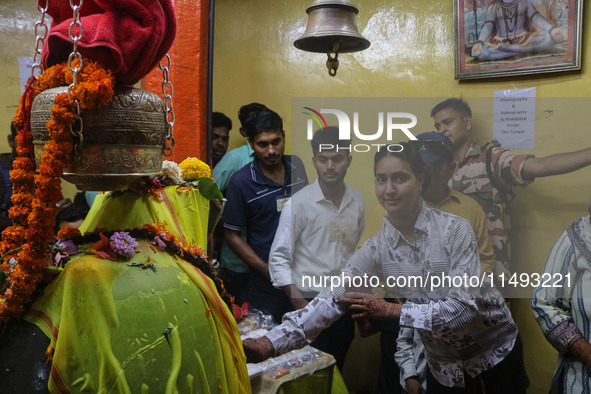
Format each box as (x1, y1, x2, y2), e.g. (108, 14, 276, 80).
(500, 0, 521, 43)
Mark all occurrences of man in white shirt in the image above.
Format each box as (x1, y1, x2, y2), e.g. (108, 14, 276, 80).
(268, 127, 365, 369)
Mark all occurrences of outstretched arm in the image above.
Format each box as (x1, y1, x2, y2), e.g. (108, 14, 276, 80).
(243, 336, 275, 363)
(523, 147, 591, 179)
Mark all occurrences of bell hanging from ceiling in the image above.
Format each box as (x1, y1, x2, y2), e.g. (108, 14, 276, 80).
(294, 0, 370, 76)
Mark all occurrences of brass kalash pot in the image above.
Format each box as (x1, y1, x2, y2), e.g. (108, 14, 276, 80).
(30, 86, 167, 191)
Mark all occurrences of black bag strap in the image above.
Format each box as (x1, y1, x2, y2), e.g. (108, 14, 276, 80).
(485, 145, 515, 203)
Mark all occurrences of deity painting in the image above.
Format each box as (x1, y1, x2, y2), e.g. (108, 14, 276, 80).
(455, 0, 582, 79)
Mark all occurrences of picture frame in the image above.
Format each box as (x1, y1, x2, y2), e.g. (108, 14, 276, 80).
(454, 0, 583, 79)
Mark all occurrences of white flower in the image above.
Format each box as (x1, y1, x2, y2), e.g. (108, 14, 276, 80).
(161, 160, 183, 184)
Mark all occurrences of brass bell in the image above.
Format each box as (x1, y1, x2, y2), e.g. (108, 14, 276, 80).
(294, 0, 370, 76)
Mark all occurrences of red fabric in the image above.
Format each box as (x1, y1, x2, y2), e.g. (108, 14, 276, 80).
(39, 0, 177, 85)
(232, 302, 250, 322)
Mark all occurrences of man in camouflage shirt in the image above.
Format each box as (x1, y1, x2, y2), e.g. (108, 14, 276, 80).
(432, 98, 591, 276)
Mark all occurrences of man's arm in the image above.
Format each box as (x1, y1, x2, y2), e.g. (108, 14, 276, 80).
(224, 228, 270, 279)
(243, 296, 343, 362)
(268, 200, 294, 287)
(523, 147, 591, 180)
(395, 327, 420, 382)
(470, 201, 495, 274)
(268, 200, 309, 309)
(248, 240, 382, 360)
(281, 284, 308, 310)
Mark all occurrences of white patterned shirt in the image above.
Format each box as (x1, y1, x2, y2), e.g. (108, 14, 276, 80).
(265, 204, 518, 387)
(531, 216, 591, 394)
(268, 179, 365, 293)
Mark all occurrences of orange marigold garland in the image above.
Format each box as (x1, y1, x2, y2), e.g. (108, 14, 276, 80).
(0, 60, 115, 321)
(56, 226, 81, 241)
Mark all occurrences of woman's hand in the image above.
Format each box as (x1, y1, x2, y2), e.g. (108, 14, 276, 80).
(336, 292, 402, 321)
(405, 377, 426, 394)
(569, 338, 591, 375)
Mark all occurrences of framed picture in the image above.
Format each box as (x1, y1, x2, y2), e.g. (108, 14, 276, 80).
(454, 0, 583, 79)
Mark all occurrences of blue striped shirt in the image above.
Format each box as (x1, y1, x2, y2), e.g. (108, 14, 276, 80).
(532, 216, 591, 394)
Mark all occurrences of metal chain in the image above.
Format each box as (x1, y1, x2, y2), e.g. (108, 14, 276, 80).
(159, 54, 175, 156)
(67, 0, 84, 154)
(30, 1, 49, 79)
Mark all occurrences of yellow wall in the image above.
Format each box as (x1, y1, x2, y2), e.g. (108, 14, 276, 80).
(213, 1, 591, 392)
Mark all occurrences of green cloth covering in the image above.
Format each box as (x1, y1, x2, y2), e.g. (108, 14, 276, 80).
(25, 186, 251, 393)
(277, 366, 349, 394)
(79, 187, 210, 247)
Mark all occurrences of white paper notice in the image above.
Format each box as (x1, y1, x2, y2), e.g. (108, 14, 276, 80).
(18, 57, 35, 94)
(493, 88, 536, 149)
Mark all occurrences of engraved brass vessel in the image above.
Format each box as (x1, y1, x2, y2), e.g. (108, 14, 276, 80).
(30, 86, 167, 191)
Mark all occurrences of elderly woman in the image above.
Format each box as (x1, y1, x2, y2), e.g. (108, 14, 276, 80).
(531, 200, 591, 394)
(244, 142, 529, 393)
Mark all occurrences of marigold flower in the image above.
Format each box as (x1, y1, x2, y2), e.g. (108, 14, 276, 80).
(187, 244, 208, 260)
(143, 222, 167, 235)
(8, 204, 32, 224)
(12, 157, 35, 171)
(56, 226, 82, 240)
(35, 175, 62, 192)
(179, 157, 211, 181)
(9, 168, 35, 185)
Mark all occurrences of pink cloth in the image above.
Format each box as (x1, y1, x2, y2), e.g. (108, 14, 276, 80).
(39, 0, 177, 85)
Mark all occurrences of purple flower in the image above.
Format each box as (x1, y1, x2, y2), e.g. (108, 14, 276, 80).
(109, 232, 138, 259)
(53, 239, 82, 265)
(54, 239, 81, 256)
(150, 234, 168, 251)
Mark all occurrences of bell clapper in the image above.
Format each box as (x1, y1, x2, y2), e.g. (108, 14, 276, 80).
(326, 52, 339, 77)
(326, 41, 340, 77)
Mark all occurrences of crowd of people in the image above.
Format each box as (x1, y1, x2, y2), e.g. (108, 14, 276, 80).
(209, 98, 591, 393)
(2, 96, 590, 393)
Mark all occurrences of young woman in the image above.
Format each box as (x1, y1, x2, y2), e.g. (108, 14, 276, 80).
(243, 142, 528, 393)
